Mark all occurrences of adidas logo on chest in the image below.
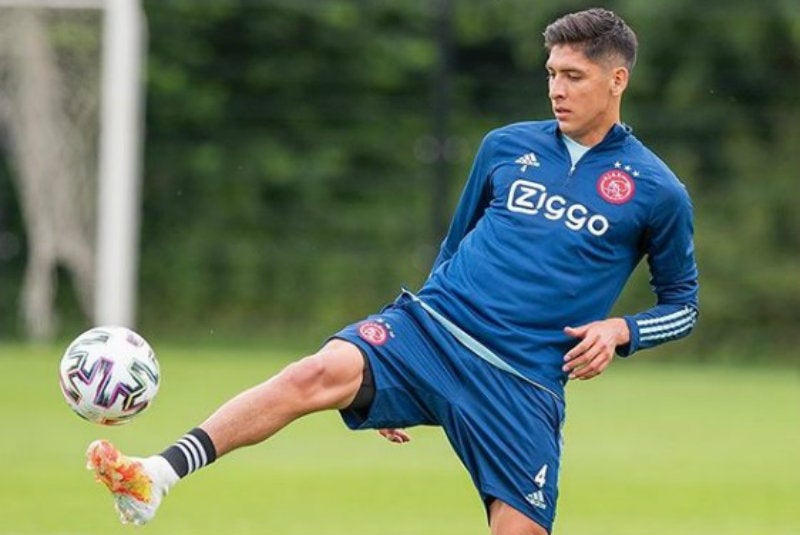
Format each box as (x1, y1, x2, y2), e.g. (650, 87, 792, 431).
(515, 152, 540, 172)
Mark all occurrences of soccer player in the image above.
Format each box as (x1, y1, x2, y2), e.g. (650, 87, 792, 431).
(86, 8, 698, 535)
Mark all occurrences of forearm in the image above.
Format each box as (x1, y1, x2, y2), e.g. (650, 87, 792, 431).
(619, 303, 698, 356)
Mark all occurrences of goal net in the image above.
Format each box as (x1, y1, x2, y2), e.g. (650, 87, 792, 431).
(0, 1, 144, 340)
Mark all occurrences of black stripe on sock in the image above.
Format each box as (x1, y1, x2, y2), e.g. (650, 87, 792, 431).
(189, 427, 217, 464)
(160, 427, 217, 478)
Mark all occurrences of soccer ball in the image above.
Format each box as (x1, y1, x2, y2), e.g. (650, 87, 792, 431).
(58, 326, 160, 425)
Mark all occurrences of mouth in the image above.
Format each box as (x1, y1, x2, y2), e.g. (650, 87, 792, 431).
(553, 107, 571, 119)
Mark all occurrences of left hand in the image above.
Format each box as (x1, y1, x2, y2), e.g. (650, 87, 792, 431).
(563, 318, 630, 381)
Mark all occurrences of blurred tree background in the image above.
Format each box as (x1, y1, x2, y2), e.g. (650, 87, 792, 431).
(0, 0, 798, 361)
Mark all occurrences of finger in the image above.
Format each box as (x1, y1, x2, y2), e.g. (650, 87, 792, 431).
(566, 344, 606, 377)
(571, 350, 613, 380)
(377, 428, 411, 443)
(564, 338, 593, 363)
(390, 429, 412, 443)
(564, 332, 600, 365)
(576, 368, 601, 380)
(575, 362, 607, 380)
(570, 360, 601, 380)
(563, 325, 587, 339)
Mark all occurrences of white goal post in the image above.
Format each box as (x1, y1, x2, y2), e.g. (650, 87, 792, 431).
(0, 0, 145, 336)
(95, 0, 145, 330)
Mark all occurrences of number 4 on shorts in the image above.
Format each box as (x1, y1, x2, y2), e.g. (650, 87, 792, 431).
(534, 464, 548, 488)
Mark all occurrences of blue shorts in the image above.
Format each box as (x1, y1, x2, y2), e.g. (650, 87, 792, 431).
(332, 293, 565, 533)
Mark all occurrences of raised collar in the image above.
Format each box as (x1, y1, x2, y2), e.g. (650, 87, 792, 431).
(553, 121, 633, 148)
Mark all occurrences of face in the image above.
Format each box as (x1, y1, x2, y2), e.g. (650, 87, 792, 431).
(546, 44, 628, 146)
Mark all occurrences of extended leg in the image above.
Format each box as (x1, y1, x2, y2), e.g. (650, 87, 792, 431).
(201, 338, 365, 455)
(87, 339, 366, 524)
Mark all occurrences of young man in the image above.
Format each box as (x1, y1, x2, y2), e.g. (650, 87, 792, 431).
(86, 8, 698, 535)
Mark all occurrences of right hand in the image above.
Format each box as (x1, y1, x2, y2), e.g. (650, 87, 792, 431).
(378, 428, 411, 444)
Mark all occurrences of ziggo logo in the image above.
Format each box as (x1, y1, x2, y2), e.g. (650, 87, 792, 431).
(506, 180, 610, 236)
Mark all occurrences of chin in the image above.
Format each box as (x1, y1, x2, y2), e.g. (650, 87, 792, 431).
(557, 121, 575, 136)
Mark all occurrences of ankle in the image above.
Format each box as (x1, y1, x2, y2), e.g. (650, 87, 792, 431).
(146, 455, 180, 491)
(158, 428, 218, 479)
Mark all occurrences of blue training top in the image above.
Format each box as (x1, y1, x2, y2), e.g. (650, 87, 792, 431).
(415, 120, 699, 398)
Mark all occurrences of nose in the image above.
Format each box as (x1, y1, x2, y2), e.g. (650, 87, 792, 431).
(549, 76, 565, 101)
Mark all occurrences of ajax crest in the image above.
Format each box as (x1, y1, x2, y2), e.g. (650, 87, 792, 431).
(358, 321, 391, 346)
(597, 169, 635, 204)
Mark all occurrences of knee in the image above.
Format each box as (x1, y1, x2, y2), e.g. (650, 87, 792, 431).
(276, 343, 363, 410)
(280, 355, 327, 398)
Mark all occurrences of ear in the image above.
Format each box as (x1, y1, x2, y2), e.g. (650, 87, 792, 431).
(611, 66, 629, 97)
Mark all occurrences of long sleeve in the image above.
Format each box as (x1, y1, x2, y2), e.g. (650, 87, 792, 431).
(618, 181, 699, 356)
(430, 133, 496, 274)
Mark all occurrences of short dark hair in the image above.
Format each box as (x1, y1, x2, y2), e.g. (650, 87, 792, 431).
(544, 8, 638, 71)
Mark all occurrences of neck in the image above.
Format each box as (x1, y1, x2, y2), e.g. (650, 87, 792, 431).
(572, 117, 620, 146)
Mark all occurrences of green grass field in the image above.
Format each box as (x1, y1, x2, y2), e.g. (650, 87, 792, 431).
(1, 343, 797, 535)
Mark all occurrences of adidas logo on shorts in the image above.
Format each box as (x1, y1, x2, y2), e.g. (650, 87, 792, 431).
(525, 489, 547, 510)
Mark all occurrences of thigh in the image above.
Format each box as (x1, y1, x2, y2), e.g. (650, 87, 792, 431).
(439, 353, 565, 534)
(307, 338, 369, 410)
(331, 306, 461, 430)
(331, 299, 565, 533)
(489, 500, 549, 535)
